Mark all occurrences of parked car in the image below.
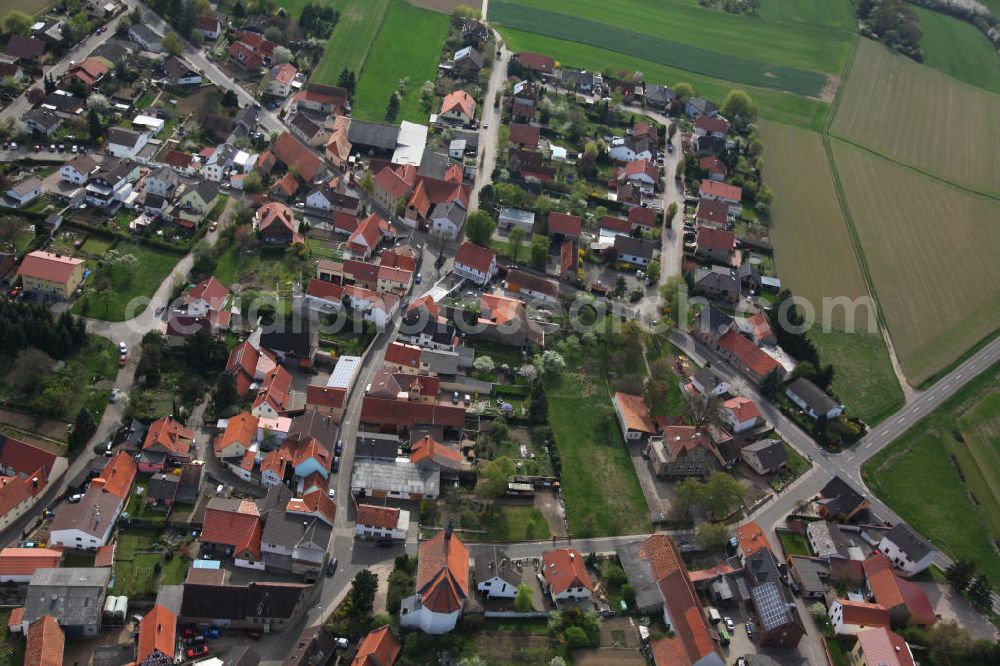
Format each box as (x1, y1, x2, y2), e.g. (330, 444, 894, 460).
(327, 488, 336, 500)
(326, 558, 338, 577)
(724, 617, 735, 631)
(334, 637, 349, 648)
(335, 439, 343, 455)
(332, 456, 340, 473)
(745, 621, 755, 638)
(451, 391, 460, 404)
(118, 353, 127, 368)
(463, 393, 471, 406)
(119, 342, 128, 354)
(414, 272, 422, 284)
(203, 627, 220, 638)
(186, 645, 208, 658)
(68, 494, 82, 503)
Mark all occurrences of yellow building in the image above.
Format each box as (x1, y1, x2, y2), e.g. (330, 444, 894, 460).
(17, 251, 85, 299)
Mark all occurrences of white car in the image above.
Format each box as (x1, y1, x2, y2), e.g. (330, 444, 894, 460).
(327, 488, 336, 500)
(119, 342, 127, 354)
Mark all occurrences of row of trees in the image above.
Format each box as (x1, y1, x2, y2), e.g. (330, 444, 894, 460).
(857, 0, 924, 61)
(0, 301, 87, 360)
(944, 559, 994, 613)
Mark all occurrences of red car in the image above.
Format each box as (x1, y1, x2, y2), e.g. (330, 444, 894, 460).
(186, 645, 208, 659)
(118, 353, 127, 368)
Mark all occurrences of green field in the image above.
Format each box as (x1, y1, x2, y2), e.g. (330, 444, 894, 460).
(807, 329, 904, 426)
(760, 120, 872, 331)
(863, 365, 1000, 583)
(312, 0, 391, 86)
(490, 0, 834, 97)
(777, 530, 811, 557)
(0, 0, 52, 16)
(498, 27, 829, 130)
(351, 0, 450, 123)
(72, 243, 181, 322)
(758, 0, 855, 29)
(830, 38, 1000, 195)
(546, 374, 649, 538)
(913, 6, 1000, 94)
(831, 142, 1000, 386)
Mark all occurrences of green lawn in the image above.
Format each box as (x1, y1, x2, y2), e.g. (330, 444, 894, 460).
(826, 638, 848, 666)
(491, 0, 834, 97)
(807, 329, 904, 426)
(758, 0, 856, 29)
(497, 27, 830, 131)
(109, 529, 188, 598)
(213, 244, 240, 285)
(462, 505, 552, 541)
(351, 0, 451, 123)
(546, 373, 649, 537)
(80, 235, 114, 256)
(72, 243, 182, 321)
(912, 6, 1000, 94)
(862, 364, 1000, 583)
(124, 480, 168, 525)
(312, 0, 391, 85)
(778, 530, 812, 557)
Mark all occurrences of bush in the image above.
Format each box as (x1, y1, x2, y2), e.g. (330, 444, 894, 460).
(564, 626, 589, 649)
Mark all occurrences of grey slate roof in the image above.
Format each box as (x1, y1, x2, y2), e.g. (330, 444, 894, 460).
(23, 567, 111, 627)
(693, 367, 726, 393)
(108, 126, 145, 149)
(787, 377, 840, 416)
(743, 439, 788, 472)
(418, 150, 451, 180)
(695, 304, 733, 338)
(616, 539, 665, 614)
(473, 545, 525, 588)
(788, 556, 830, 596)
(351, 459, 440, 497)
(262, 512, 332, 550)
(745, 549, 803, 633)
(354, 432, 401, 460)
(347, 119, 398, 151)
(818, 476, 866, 518)
(883, 523, 935, 562)
(431, 200, 466, 228)
(287, 409, 338, 448)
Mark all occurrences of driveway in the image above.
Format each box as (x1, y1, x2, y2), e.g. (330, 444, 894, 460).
(470, 38, 510, 212)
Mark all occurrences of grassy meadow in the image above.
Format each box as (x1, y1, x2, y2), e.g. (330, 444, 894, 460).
(863, 365, 1000, 583)
(913, 6, 1000, 94)
(311, 0, 391, 86)
(545, 372, 650, 538)
(351, 0, 451, 123)
(71, 243, 181, 322)
(757, 0, 855, 28)
(831, 141, 1000, 386)
(830, 39, 1000, 195)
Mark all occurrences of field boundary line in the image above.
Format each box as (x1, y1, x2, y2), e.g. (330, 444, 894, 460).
(825, 134, 1000, 202)
(344, 0, 392, 84)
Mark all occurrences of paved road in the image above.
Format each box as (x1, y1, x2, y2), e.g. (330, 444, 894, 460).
(469, 38, 510, 213)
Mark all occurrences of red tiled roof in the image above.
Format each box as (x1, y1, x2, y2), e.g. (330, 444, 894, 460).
(717, 329, 782, 378)
(385, 343, 421, 369)
(137, 604, 177, 664)
(7, 607, 22, 630)
(356, 504, 400, 530)
(307, 278, 345, 302)
(515, 52, 554, 73)
(202, 499, 261, 559)
(695, 199, 729, 226)
(695, 115, 730, 135)
(272, 171, 300, 198)
(837, 599, 890, 628)
(623, 159, 657, 180)
(291, 437, 332, 472)
(256, 201, 298, 238)
(410, 436, 463, 467)
(227, 341, 260, 397)
(898, 577, 937, 626)
(628, 206, 657, 227)
(696, 227, 735, 252)
(287, 487, 337, 526)
(0, 436, 57, 476)
(270, 62, 297, 85)
(700, 179, 742, 202)
(380, 249, 417, 272)
(454, 241, 495, 274)
(361, 397, 465, 428)
(724, 397, 761, 423)
(747, 313, 773, 341)
(441, 89, 476, 119)
(660, 425, 715, 458)
(733, 521, 771, 558)
(94, 543, 115, 568)
(416, 530, 469, 613)
(0, 470, 45, 522)
(91, 452, 137, 500)
(856, 628, 916, 666)
(272, 132, 322, 182)
(17, 251, 83, 284)
(162, 149, 194, 169)
(0, 548, 61, 577)
(641, 534, 720, 665)
(542, 548, 593, 594)
(548, 212, 581, 237)
(352, 626, 401, 666)
(216, 412, 258, 456)
(509, 123, 539, 147)
(348, 213, 385, 253)
(143, 416, 195, 458)
(306, 385, 346, 411)
(374, 166, 413, 202)
(614, 392, 656, 434)
(24, 615, 63, 666)
(559, 240, 575, 274)
(197, 15, 220, 32)
(253, 365, 293, 414)
(187, 276, 229, 310)
(699, 155, 727, 175)
(600, 216, 632, 233)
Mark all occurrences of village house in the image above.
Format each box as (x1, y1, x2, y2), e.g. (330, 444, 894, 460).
(59, 154, 97, 185)
(161, 56, 201, 85)
(179, 181, 220, 221)
(613, 235, 659, 267)
(403, 172, 469, 234)
(128, 24, 162, 52)
(700, 180, 742, 216)
(715, 328, 784, 384)
(136, 604, 176, 665)
(259, 485, 334, 579)
(695, 198, 732, 228)
(355, 504, 410, 541)
(439, 90, 477, 125)
(700, 155, 728, 181)
(21, 568, 110, 637)
(850, 627, 916, 666)
(106, 127, 150, 160)
(474, 546, 523, 600)
(542, 548, 593, 604)
(255, 201, 301, 245)
(829, 599, 891, 636)
(740, 439, 788, 475)
(506, 269, 559, 305)
(695, 227, 737, 265)
(3, 35, 47, 63)
(49, 453, 136, 550)
(786, 377, 844, 421)
(452, 45, 482, 79)
(686, 97, 718, 118)
(400, 528, 469, 634)
(228, 29, 276, 70)
(267, 63, 299, 97)
(617, 534, 725, 665)
(3, 178, 42, 209)
(139, 416, 194, 473)
(646, 426, 717, 479)
(198, 15, 222, 39)
(863, 552, 937, 627)
(644, 84, 675, 111)
(200, 498, 264, 569)
(721, 396, 761, 434)
(452, 242, 497, 286)
(613, 392, 656, 444)
(877, 523, 938, 576)
(24, 109, 61, 136)
(745, 548, 806, 647)
(690, 367, 731, 398)
(290, 83, 349, 116)
(16, 251, 84, 299)
(816, 476, 870, 522)
(514, 52, 555, 77)
(353, 626, 401, 666)
(0, 548, 62, 583)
